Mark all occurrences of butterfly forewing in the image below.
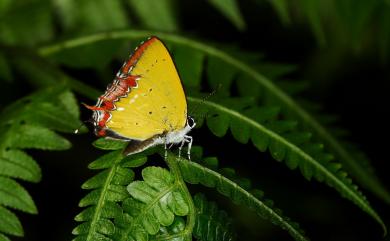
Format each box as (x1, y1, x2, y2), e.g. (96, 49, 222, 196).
(106, 38, 187, 140)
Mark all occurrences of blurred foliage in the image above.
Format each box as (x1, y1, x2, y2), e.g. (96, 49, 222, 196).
(0, 0, 389, 241)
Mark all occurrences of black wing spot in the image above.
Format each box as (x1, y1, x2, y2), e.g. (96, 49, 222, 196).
(136, 122, 139, 125)
(162, 58, 166, 61)
(149, 111, 152, 115)
(149, 88, 152, 92)
(162, 106, 166, 109)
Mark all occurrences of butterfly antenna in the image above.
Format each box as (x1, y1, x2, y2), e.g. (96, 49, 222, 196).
(189, 84, 222, 119)
(74, 119, 94, 134)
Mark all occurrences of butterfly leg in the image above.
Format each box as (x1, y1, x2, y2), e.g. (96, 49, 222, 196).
(164, 141, 168, 160)
(185, 135, 193, 161)
(178, 138, 187, 158)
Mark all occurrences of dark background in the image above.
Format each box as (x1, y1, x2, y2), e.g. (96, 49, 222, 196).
(1, 0, 389, 240)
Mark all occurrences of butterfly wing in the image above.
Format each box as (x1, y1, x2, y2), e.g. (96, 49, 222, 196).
(105, 37, 187, 140)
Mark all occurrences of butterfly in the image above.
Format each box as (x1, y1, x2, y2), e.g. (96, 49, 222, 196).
(84, 36, 195, 158)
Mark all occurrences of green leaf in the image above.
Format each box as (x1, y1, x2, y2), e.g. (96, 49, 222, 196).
(335, 0, 378, 51)
(193, 193, 236, 241)
(0, 177, 36, 214)
(266, 0, 291, 25)
(127, 0, 178, 31)
(0, 233, 11, 241)
(206, 112, 230, 137)
(0, 206, 23, 237)
(0, 1, 53, 45)
(0, 150, 41, 182)
(0, 52, 13, 82)
(88, 150, 123, 170)
(379, 6, 390, 60)
(0, 86, 81, 240)
(207, 0, 246, 30)
(0, 0, 12, 15)
(73, 149, 133, 241)
(50, 40, 126, 69)
(1, 86, 82, 133)
(207, 56, 237, 96)
(55, 0, 128, 33)
(92, 139, 128, 151)
(256, 62, 297, 80)
(187, 96, 385, 232)
(10, 125, 71, 150)
(173, 45, 205, 88)
(299, 0, 326, 46)
(177, 157, 307, 241)
(120, 155, 148, 168)
(116, 166, 190, 240)
(59, 90, 81, 121)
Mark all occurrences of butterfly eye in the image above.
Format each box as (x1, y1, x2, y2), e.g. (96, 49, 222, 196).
(187, 116, 196, 128)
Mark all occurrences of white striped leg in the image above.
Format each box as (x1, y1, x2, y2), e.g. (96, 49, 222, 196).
(178, 138, 186, 158)
(185, 135, 193, 160)
(164, 141, 168, 160)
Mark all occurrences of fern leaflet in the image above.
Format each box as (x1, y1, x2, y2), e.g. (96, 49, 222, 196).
(0, 86, 81, 239)
(175, 149, 307, 241)
(74, 140, 195, 241)
(193, 193, 236, 241)
(187, 96, 385, 232)
(114, 166, 191, 241)
(72, 142, 144, 241)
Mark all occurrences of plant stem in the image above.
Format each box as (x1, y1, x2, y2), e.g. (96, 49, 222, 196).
(164, 153, 195, 240)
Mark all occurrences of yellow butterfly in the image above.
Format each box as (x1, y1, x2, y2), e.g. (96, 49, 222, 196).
(84, 36, 195, 158)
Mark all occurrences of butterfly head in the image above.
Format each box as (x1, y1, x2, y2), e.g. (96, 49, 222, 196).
(186, 116, 196, 129)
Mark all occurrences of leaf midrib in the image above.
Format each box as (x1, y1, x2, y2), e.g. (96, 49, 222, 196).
(123, 182, 177, 238)
(85, 152, 121, 241)
(0, 156, 37, 181)
(0, 182, 34, 213)
(187, 96, 384, 229)
(177, 158, 307, 241)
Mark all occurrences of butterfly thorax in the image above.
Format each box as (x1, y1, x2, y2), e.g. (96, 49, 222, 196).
(164, 123, 193, 144)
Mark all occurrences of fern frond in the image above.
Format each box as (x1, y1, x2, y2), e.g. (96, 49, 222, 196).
(0, 86, 81, 239)
(152, 216, 188, 241)
(127, 0, 178, 32)
(74, 141, 195, 241)
(193, 193, 236, 241)
(260, 61, 390, 205)
(266, 0, 390, 56)
(206, 0, 246, 30)
(294, 98, 390, 204)
(177, 154, 307, 240)
(0, 206, 20, 239)
(187, 96, 385, 232)
(72, 140, 146, 241)
(114, 166, 190, 240)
